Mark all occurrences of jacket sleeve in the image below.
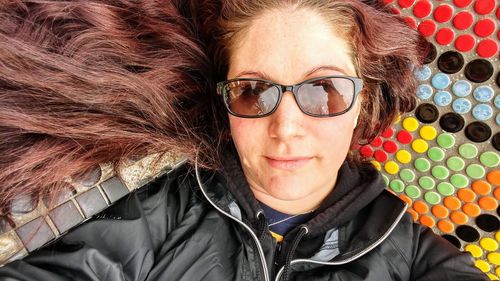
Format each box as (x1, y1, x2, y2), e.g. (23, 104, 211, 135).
(0, 171, 187, 281)
(409, 222, 489, 281)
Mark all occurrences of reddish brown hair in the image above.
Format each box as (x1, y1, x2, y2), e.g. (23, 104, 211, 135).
(0, 0, 217, 215)
(0, 0, 429, 215)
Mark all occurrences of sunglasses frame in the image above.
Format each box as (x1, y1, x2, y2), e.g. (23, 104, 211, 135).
(216, 75, 363, 118)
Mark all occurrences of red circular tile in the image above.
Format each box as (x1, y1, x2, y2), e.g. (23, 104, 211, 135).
(418, 20, 437, 37)
(474, 0, 496, 15)
(383, 0, 395, 4)
(383, 141, 399, 153)
(371, 136, 383, 147)
(381, 127, 394, 138)
(413, 0, 433, 18)
(399, 0, 416, 8)
(360, 145, 374, 158)
(476, 39, 499, 57)
(397, 130, 413, 144)
(435, 28, 455, 45)
(453, 0, 473, 7)
(474, 18, 496, 37)
(404, 16, 417, 29)
(374, 150, 389, 162)
(496, 5, 500, 19)
(434, 4, 454, 23)
(455, 34, 476, 52)
(453, 11, 474, 30)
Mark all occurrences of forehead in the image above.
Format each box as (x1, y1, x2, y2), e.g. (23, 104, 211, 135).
(227, 8, 356, 82)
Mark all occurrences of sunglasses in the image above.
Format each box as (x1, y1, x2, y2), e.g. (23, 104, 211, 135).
(216, 75, 363, 118)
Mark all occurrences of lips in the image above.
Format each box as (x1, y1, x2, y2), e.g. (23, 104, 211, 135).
(265, 156, 313, 170)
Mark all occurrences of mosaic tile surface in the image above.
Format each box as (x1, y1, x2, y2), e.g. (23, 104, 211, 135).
(368, 0, 499, 278)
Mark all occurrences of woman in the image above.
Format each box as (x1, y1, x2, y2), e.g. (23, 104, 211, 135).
(0, 0, 488, 280)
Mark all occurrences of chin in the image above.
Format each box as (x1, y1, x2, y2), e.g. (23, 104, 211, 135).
(265, 177, 316, 201)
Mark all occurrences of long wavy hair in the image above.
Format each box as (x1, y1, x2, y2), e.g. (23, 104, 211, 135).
(0, 0, 428, 216)
(0, 0, 216, 216)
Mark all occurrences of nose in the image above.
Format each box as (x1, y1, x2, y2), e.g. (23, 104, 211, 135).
(268, 91, 306, 140)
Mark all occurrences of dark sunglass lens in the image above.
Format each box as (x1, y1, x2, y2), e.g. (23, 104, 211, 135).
(298, 78, 354, 115)
(224, 80, 278, 116)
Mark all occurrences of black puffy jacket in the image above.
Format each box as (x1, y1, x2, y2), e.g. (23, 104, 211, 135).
(0, 148, 488, 281)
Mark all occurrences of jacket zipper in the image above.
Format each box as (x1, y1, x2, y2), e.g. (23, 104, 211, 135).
(195, 162, 271, 281)
(273, 202, 408, 281)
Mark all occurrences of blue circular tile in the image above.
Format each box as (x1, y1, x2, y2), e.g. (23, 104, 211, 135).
(414, 66, 432, 81)
(496, 113, 500, 126)
(452, 80, 472, 97)
(494, 95, 500, 109)
(431, 73, 451, 90)
(434, 91, 452, 107)
(472, 104, 493, 121)
(417, 84, 433, 100)
(473, 85, 494, 102)
(452, 98, 472, 114)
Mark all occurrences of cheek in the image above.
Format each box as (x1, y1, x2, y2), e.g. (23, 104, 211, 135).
(229, 116, 267, 156)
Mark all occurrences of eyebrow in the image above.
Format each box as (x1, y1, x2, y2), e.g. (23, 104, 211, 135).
(233, 65, 350, 81)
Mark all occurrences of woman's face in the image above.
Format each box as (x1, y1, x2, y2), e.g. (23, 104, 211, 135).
(227, 8, 362, 213)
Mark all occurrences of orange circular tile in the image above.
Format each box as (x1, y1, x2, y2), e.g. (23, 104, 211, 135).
(413, 200, 429, 214)
(478, 196, 498, 211)
(444, 196, 462, 210)
(400, 194, 413, 206)
(486, 170, 500, 185)
(420, 215, 436, 228)
(432, 204, 449, 219)
(472, 180, 492, 195)
(408, 209, 418, 222)
(457, 188, 476, 202)
(438, 219, 455, 233)
(450, 211, 469, 225)
(494, 187, 500, 200)
(462, 203, 481, 217)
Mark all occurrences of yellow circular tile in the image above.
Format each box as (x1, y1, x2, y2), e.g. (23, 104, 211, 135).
(396, 150, 412, 164)
(412, 139, 429, 154)
(488, 253, 500, 266)
(496, 267, 500, 278)
(487, 273, 499, 280)
(480, 238, 499, 252)
(402, 117, 419, 131)
(419, 125, 437, 140)
(496, 231, 500, 242)
(465, 244, 483, 258)
(384, 161, 400, 175)
(475, 260, 491, 273)
(371, 160, 381, 171)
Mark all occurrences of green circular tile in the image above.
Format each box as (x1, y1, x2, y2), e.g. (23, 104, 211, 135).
(458, 143, 478, 159)
(466, 164, 486, 179)
(424, 191, 441, 205)
(450, 174, 469, 188)
(436, 133, 455, 149)
(414, 158, 431, 172)
(446, 156, 465, 171)
(405, 185, 421, 199)
(399, 169, 416, 182)
(437, 182, 455, 196)
(428, 147, 445, 162)
(479, 151, 500, 168)
(389, 179, 405, 193)
(418, 176, 436, 190)
(431, 165, 450, 180)
(382, 174, 389, 186)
